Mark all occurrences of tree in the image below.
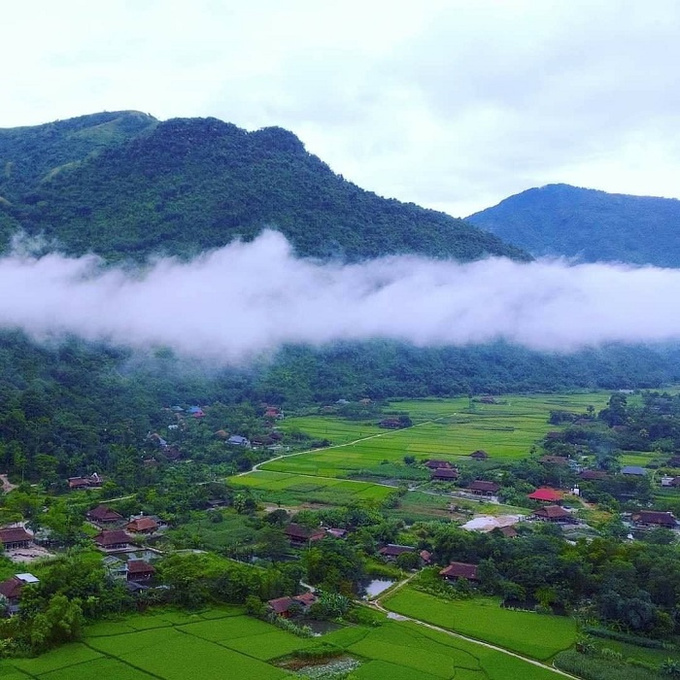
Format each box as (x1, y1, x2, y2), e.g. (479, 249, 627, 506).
(395, 551, 421, 571)
(29, 594, 84, 653)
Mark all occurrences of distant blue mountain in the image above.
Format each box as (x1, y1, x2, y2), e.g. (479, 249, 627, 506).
(467, 183, 680, 267)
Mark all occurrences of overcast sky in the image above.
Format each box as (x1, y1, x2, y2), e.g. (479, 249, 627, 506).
(4, 0, 680, 216)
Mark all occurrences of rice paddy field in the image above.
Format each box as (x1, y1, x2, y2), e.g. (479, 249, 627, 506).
(383, 588, 577, 661)
(0, 606, 565, 680)
(264, 393, 611, 480)
(228, 469, 396, 505)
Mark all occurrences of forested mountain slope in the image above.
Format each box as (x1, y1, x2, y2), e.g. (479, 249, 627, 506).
(0, 114, 528, 262)
(467, 183, 680, 267)
(0, 111, 158, 202)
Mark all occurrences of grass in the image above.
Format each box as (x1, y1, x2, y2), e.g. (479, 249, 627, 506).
(383, 588, 577, 661)
(0, 605, 567, 680)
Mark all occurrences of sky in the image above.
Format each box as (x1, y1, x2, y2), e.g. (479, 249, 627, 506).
(3, 231, 680, 362)
(3, 0, 680, 217)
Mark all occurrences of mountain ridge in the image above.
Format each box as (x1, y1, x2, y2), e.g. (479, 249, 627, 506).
(0, 112, 529, 264)
(467, 183, 680, 267)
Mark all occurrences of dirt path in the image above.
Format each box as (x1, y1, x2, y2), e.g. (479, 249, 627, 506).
(367, 576, 578, 680)
(0, 474, 18, 494)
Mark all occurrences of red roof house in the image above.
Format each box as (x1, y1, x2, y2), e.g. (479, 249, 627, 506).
(267, 592, 318, 617)
(431, 468, 459, 481)
(527, 488, 563, 503)
(284, 523, 326, 545)
(87, 505, 123, 525)
(127, 517, 159, 534)
(579, 470, 609, 481)
(127, 560, 156, 582)
(439, 562, 479, 581)
(424, 460, 452, 470)
(0, 574, 38, 614)
(93, 530, 133, 551)
(378, 544, 415, 560)
(533, 505, 576, 523)
(0, 527, 33, 550)
(468, 480, 500, 495)
(632, 510, 677, 528)
(540, 456, 569, 466)
(469, 450, 489, 460)
(499, 526, 518, 538)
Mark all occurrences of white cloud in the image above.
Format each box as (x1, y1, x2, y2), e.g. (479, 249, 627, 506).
(1, 231, 680, 362)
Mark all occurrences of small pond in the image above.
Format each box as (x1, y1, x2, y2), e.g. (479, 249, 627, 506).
(362, 579, 395, 598)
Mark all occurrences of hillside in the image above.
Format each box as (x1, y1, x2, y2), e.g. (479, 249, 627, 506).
(467, 183, 680, 267)
(0, 110, 158, 202)
(0, 114, 528, 262)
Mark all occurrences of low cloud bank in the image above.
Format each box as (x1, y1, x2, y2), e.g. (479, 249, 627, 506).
(0, 230, 677, 361)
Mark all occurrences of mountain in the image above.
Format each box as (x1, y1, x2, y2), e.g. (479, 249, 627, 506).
(467, 183, 680, 267)
(0, 113, 528, 263)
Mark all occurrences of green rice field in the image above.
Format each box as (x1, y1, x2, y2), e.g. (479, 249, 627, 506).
(228, 469, 396, 505)
(265, 393, 611, 479)
(0, 606, 565, 680)
(384, 588, 577, 661)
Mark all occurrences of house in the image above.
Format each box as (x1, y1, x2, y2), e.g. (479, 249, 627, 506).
(227, 435, 251, 447)
(621, 466, 647, 477)
(469, 450, 489, 461)
(424, 460, 452, 470)
(0, 527, 33, 551)
(0, 573, 39, 615)
(540, 455, 569, 466)
(267, 592, 318, 618)
(468, 480, 500, 496)
(146, 433, 168, 448)
(420, 550, 432, 564)
(87, 505, 124, 525)
(431, 468, 459, 481)
(378, 544, 416, 561)
(127, 560, 156, 582)
(527, 488, 563, 503)
(264, 407, 284, 419)
(93, 530, 133, 552)
(161, 446, 182, 461)
(631, 510, 677, 528)
(499, 526, 518, 539)
(325, 528, 347, 539)
(379, 418, 402, 429)
(127, 516, 159, 534)
(532, 505, 576, 523)
(68, 472, 103, 490)
(284, 523, 326, 546)
(579, 469, 609, 481)
(440, 562, 479, 582)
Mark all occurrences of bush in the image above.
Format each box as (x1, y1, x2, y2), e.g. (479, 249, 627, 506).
(583, 626, 670, 650)
(555, 649, 666, 680)
(293, 643, 343, 660)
